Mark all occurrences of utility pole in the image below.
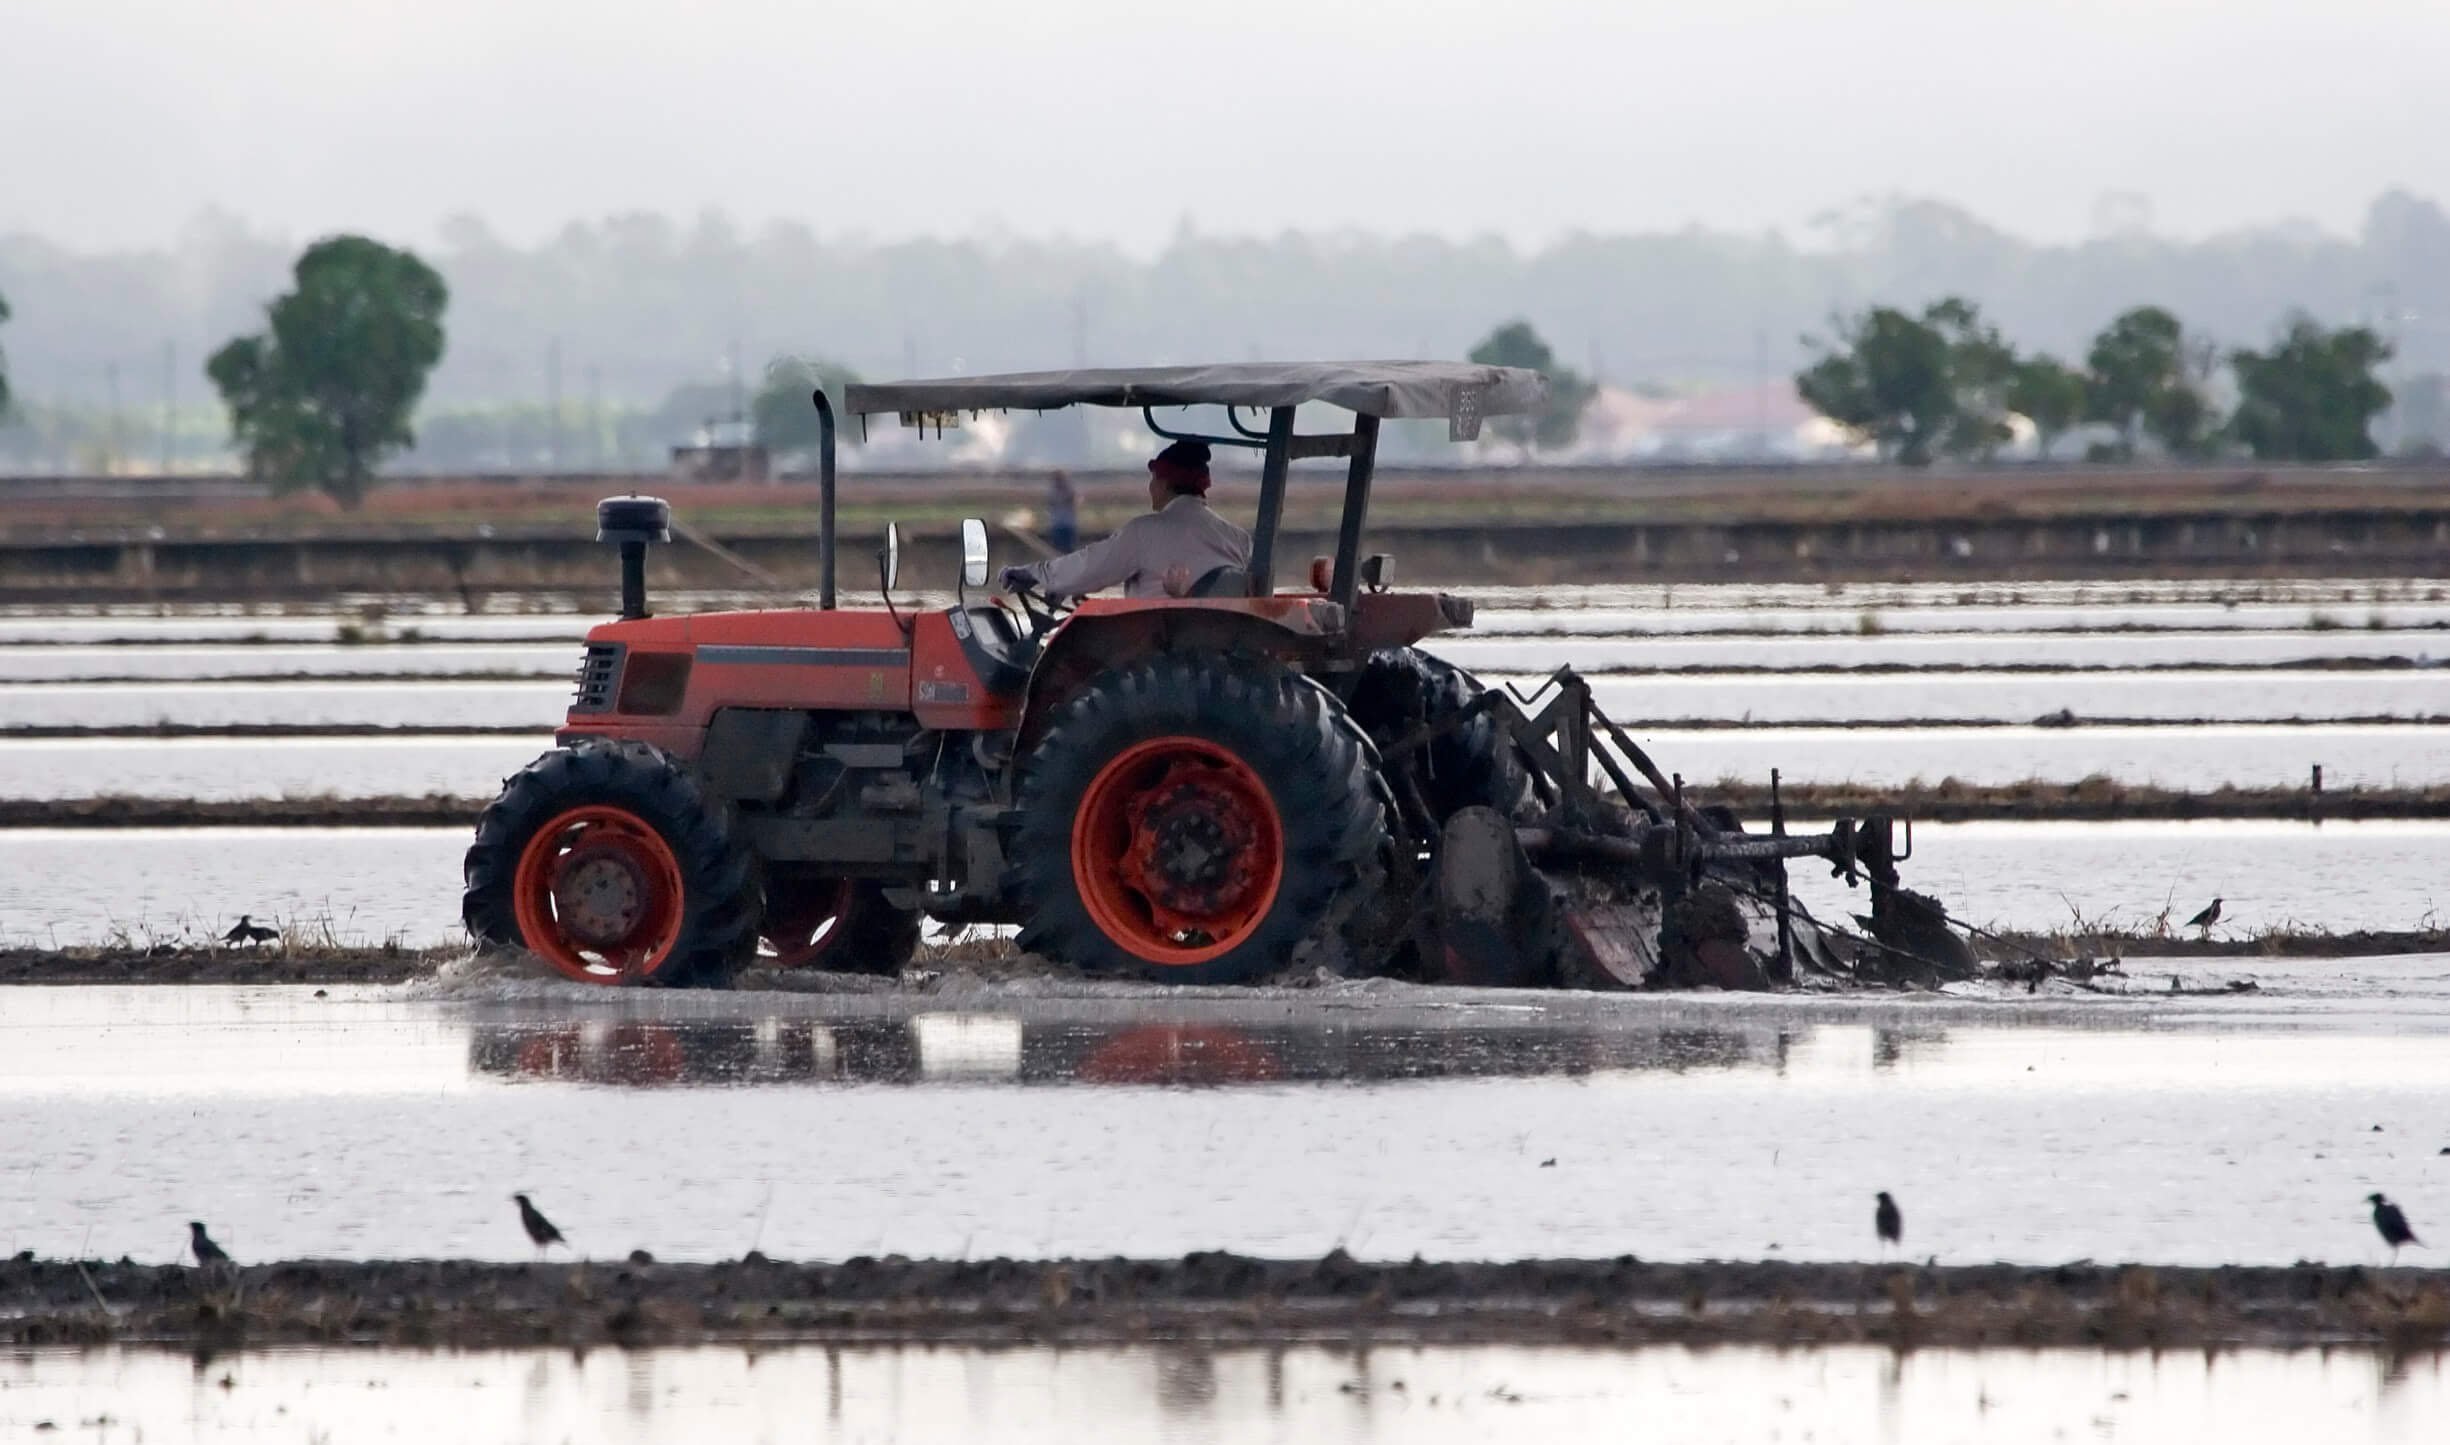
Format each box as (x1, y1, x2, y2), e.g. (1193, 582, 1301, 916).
(160, 339, 175, 475)
(586, 365, 603, 471)
(1752, 326, 1770, 458)
(546, 337, 564, 474)
(104, 360, 122, 475)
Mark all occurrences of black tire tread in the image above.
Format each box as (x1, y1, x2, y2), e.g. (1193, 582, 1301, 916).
(1347, 647, 1539, 824)
(462, 738, 759, 987)
(1008, 653, 1390, 984)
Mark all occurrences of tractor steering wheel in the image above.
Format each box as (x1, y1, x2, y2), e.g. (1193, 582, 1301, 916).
(1005, 574, 1073, 639)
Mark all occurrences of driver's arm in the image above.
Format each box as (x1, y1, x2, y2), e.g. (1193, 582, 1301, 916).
(1016, 523, 1141, 599)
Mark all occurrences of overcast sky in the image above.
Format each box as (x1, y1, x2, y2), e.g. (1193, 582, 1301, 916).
(6, 0, 2444, 253)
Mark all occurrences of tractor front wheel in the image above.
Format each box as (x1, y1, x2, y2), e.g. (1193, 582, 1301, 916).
(463, 741, 759, 987)
(1010, 654, 1391, 984)
(761, 874, 922, 974)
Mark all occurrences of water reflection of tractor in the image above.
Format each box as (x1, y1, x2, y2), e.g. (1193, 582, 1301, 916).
(465, 1015, 1821, 1088)
(463, 363, 1973, 990)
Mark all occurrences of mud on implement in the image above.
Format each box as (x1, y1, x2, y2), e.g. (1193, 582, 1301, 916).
(464, 362, 1972, 990)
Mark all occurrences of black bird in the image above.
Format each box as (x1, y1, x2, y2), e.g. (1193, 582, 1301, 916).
(2370, 1193, 2421, 1262)
(188, 1221, 231, 1267)
(2184, 898, 2223, 932)
(514, 1193, 567, 1255)
(1875, 1191, 1903, 1251)
(220, 915, 278, 947)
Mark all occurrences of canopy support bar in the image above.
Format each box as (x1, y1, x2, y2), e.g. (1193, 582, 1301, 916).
(1246, 406, 1296, 596)
(1328, 413, 1379, 608)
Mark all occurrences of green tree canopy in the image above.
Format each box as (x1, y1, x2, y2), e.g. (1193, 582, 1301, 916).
(751, 356, 860, 457)
(2005, 354, 2087, 459)
(1467, 321, 1595, 452)
(1925, 296, 2018, 459)
(207, 236, 447, 507)
(1794, 305, 1954, 464)
(2228, 316, 2394, 461)
(2083, 306, 2217, 458)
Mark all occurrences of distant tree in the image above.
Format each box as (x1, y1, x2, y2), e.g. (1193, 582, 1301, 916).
(751, 356, 860, 457)
(1925, 296, 2018, 459)
(2083, 306, 2216, 459)
(1795, 306, 1953, 464)
(206, 236, 447, 508)
(0, 286, 12, 419)
(1467, 321, 1595, 452)
(2228, 316, 2394, 461)
(2006, 355, 2087, 459)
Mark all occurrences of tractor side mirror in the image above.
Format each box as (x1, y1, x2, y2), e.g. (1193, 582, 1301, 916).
(880, 523, 902, 593)
(959, 518, 990, 589)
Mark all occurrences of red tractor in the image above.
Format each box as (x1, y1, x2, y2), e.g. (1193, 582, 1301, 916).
(465, 362, 1968, 990)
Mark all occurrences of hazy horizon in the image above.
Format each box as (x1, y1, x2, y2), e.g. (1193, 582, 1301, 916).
(7, 0, 2446, 255)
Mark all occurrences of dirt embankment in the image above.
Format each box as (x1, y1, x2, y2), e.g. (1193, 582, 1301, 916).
(6, 1253, 2445, 1354)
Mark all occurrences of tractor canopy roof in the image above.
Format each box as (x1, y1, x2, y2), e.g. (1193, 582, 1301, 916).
(844, 361, 1547, 422)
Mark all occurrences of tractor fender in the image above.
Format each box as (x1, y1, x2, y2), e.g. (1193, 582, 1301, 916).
(1015, 606, 1333, 755)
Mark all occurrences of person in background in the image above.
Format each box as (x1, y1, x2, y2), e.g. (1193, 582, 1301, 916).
(1045, 469, 1078, 553)
(1001, 440, 1249, 599)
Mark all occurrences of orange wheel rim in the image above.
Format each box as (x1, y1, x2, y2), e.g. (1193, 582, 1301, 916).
(1072, 736, 1285, 966)
(510, 804, 688, 982)
(762, 877, 856, 969)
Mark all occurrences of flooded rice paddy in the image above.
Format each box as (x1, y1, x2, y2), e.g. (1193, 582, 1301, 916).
(4, 1341, 2442, 1444)
(4, 819, 2445, 948)
(4, 585, 2447, 1437)
(1, 973, 2448, 1267)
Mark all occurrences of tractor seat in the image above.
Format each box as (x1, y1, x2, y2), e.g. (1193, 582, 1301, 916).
(1186, 565, 1252, 598)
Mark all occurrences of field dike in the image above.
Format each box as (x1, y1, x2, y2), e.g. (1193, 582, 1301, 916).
(5, 1254, 2445, 1353)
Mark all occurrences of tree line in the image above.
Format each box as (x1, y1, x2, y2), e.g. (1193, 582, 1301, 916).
(1797, 299, 2394, 464)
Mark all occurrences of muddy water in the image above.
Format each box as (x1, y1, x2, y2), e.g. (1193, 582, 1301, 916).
(0, 680, 568, 730)
(3, 1343, 2441, 1444)
(5, 721, 2443, 799)
(1436, 628, 2450, 674)
(10, 630, 2450, 686)
(0, 643, 574, 683)
(15, 667, 2450, 732)
(2, 975, 2447, 1266)
(5, 819, 2446, 946)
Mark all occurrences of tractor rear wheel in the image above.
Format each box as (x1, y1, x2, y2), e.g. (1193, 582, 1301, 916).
(761, 874, 922, 974)
(463, 741, 759, 987)
(1346, 647, 1540, 824)
(1011, 653, 1391, 984)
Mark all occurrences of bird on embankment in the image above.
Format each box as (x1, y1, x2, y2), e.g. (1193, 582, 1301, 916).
(2183, 898, 2222, 934)
(188, 1221, 232, 1267)
(1875, 1192, 1902, 1252)
(2370, 1193, 2421, 1262)
(514, 1193, 567, 1257)
(221, 916, 279, 948)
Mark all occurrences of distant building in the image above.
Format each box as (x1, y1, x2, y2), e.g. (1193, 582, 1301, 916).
(670, 415, 769, 483)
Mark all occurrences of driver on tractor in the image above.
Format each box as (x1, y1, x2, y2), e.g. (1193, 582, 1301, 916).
(999, 439, 1251, 599)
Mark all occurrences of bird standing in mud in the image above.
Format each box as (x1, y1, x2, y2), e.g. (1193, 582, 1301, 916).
(1875, 1192, 1902, 1252)
(220, 915, 279, 948)
(2369, 1193, 2421, 1262)
(515, 1193, 567, 1257)
(188, 1221, 232, 1267)
(2183, 898, 2222, 934)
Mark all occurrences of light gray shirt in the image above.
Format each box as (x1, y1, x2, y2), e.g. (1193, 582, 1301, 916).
(1017, 495, 1252, 599)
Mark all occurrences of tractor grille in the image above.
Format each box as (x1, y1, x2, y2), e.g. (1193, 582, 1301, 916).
(571, 643, 624, 714)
